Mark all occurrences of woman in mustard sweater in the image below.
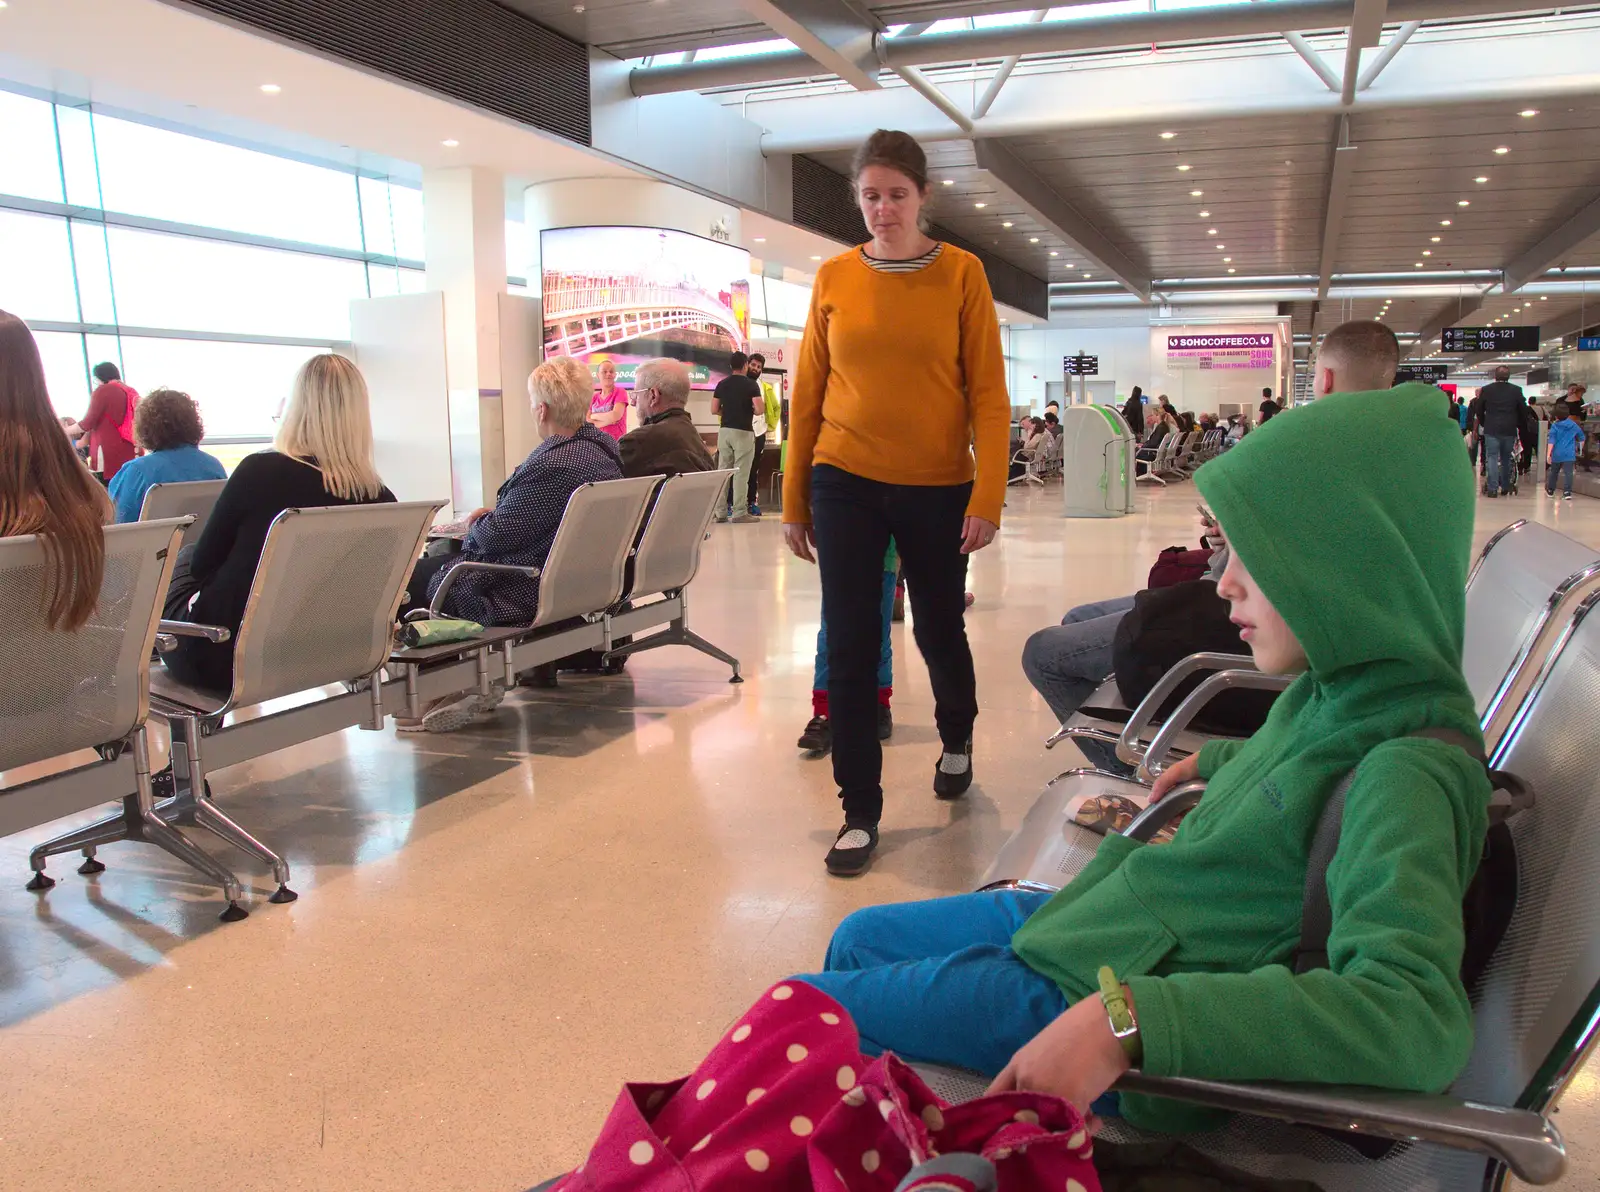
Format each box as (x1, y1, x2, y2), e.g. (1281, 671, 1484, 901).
(781, 130, 1011, 877)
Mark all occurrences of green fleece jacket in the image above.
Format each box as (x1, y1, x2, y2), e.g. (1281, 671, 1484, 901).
(1010, 382, 1490, 1131)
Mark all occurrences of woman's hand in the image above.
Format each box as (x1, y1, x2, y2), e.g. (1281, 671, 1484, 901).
(960, 516, 999, 554)
(465, 506, 492, 526)
(1149, 751, 1202, 803)
(986, 991, 1133, 1114)
(783, 523, 817, 563)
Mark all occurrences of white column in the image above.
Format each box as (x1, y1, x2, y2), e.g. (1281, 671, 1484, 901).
(424, 165, 507, 507)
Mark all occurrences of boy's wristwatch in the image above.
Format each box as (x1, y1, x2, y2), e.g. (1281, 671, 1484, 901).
(1098, 965, 1143, 1066)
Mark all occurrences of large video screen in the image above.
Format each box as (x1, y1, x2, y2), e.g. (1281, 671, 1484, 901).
(540, 225, 752, 389)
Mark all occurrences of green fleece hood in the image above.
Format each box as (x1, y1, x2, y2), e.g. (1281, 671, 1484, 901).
(1011, 382, 1490, 1132)
(1195, 382, 1475, 691)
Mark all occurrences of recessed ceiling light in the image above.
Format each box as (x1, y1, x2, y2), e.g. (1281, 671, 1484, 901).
(1083, 272, 1092, 278)
(1541, 295, 1548, 300)
(1223, 257, 1232, 262)
(1422, 250, 1431, 256)
(1049, 250, 1059, 256)
(1457, 199, 1470, 207)
(973, 201, 987, 208)
(999, 317, 1008, 323)
(1001, 221, 1014, 228)
(809, 255, 821, 261)
(1520, 109, 1539, 117)
(942, 179, 954, 186)
(441, 138, 459, 147)
(1177, 164, 1192, 171)
(1029, 237, 1040, 243)
(1215, 244, 1225, 249)
(1160, 131, 1176, 139)
(1440, 219, 1452, 226)
(1190, 190, 1203, 197)
(1475, 176, 1489, 183)
(1431, 236, 1441, 242)
(752, 237, 766, 243)
(1207, 228, 1218, 235)
(259, 83, 281, 94)
(1415, 262, 1424, 267)
(1198, 210, 1210, 217)
(1228, 268, 1236, 273)
(1494, 146, 1510, 154)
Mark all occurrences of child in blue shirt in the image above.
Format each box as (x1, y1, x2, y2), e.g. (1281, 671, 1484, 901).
(1545, 407, 1586, 500)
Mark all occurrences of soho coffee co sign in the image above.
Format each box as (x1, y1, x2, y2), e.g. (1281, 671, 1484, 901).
(1166, 332, 1275, 370)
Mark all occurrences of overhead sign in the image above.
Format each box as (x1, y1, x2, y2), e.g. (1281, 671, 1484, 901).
(1396, 364, 1449, 383)
(1440, 326, 1540, 352)
(1165, 332, 1275, 371)
(1063, 354, 1099, 376)
(1578, 337, 1600, 351)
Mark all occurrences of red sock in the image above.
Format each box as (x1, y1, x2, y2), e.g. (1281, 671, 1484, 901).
(813, 690, 828, 718)
(878, 687, 893, 709)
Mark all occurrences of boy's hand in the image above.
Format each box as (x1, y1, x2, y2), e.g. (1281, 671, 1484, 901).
(986, 991, 1134, 1115)
(1149, 751, 1201, 802)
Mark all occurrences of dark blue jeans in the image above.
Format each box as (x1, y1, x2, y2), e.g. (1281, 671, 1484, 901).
(1485, 433, 1517, 495)
(810, 464, 977, 824)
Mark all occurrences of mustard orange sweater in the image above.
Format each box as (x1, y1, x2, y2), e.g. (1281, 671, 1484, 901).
(781, 245, 1012, 526)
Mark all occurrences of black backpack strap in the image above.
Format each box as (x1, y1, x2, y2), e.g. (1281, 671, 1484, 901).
(1294, 727, 1503, 976)
(1293, 769, 1354, 974)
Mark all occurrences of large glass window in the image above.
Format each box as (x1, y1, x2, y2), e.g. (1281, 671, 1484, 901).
(0, 209, 80, 322)
(0, 90, 64, 203)
(0, 82, 429, 445)
(106, 227, 369, 338)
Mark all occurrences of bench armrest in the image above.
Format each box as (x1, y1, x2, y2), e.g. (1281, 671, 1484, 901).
(1136, 669, 1293, 781)
(1122, 782, 1206, 842)
(430, 561, 542, 617)
(1114, 1071, 1566, 1186)
(158, 619, 231, 643)
(1116, 652, 1256, 764)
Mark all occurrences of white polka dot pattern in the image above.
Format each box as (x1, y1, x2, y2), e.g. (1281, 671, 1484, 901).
(731, 1024, 752, 1042)
(771, 984, 794, 1001)
(695, 1079, 716, 1101)
(1014, 1109, 1039, 1125)
(746, 1149, 770, 1172)
(746, 1088, 766, 1105)
(842, 1087, 867, 1107)
(628, 1141, 653, 1165)
(861, 1150, 881, 1173)
(835, 1065, 855, 1090)
(820, 1012, 840, 1025)
(787, 1043, 808, 1063)
(877, 1098, 895, 1120)
(920, 1104, 945, 1130)
(1067, 1180, 1089, 1192)
(790, 1115, 813, 1136)
(1066, 1129, 1087, 1149)
(691, 1134, 712, 1153)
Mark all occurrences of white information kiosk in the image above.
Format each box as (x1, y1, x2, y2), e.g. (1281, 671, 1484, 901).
(1061, 405, 1136, 518)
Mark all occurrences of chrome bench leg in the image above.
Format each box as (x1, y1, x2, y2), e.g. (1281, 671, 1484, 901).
(170, 715, 296, 905)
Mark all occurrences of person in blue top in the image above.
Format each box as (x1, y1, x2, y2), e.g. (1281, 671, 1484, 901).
(1545, 404, 1586, 500)
(107, 387, 228, 522)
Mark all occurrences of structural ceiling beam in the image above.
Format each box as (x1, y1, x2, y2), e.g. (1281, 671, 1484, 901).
(1502, 191, 1600, 293)
(973, 10, 1049, 119)
(1318, 120, 1358, 300)
(1356, 19, 1421, 89)
(745, 22, 1600, 153)
(972, 139, 1151, 300)
(734, 0, 883, 90)
(631, 0, 1568, 95)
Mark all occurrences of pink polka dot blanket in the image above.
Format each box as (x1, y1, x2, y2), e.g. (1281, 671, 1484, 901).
(550, 980, 1100, 1191)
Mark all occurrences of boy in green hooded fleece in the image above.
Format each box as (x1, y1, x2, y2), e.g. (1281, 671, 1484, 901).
(798, 320, 1491, 1131)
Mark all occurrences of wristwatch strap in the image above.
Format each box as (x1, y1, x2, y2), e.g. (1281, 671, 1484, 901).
(1098, 965, 1143, 1066)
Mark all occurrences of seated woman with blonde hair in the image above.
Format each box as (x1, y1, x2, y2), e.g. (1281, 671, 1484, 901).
(398, 355, 623, 734)
(161, 354, 396, 693)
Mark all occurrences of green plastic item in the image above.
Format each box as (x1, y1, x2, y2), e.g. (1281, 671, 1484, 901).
(400, 618, 484, 648)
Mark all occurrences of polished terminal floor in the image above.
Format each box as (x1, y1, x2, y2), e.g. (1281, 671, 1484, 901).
(3, 480, 1600, 1190)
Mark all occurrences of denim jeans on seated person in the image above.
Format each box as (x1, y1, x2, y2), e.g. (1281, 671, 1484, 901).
(1021, 596, 1135, 722)
(798, 890, 1064, 1076)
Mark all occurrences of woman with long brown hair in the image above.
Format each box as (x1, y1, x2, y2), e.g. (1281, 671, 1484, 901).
(0, 310, 112, 631)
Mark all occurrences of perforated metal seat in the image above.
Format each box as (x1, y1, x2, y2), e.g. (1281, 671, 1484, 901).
(2, 520, 261, 919)
(28, 501, 440, 909)
(603, 468, 742, 682)
(138, 479, 226, 547)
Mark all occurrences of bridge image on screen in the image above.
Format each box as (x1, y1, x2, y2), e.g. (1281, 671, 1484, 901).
(540, 226, 752, 387)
